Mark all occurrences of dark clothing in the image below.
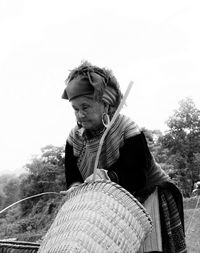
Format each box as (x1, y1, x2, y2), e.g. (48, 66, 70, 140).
(65, 132, 149, 193)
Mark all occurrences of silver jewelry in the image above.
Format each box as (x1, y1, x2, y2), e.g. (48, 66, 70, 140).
(102, 113, 110, 128)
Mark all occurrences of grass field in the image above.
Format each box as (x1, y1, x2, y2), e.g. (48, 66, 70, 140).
(184, 200, 200, 252)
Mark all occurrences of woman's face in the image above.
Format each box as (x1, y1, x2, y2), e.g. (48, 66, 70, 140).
(71, 95, 105, 130)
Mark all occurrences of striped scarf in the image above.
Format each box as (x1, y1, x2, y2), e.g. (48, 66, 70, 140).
(159, 185, 187, 253)
(67, 114, 140, 180)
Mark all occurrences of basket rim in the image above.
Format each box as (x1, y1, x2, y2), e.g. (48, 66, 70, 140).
(65, 180, 152, 222)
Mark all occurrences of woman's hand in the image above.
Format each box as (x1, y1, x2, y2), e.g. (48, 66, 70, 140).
(60, 182, 82, 195)
(84, 169, 110, 183)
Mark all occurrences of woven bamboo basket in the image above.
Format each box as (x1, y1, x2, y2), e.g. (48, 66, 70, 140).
(38, 181, 152, 253)
(0, 240, 40, 253)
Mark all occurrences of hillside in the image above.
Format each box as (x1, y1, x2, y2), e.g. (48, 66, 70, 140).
(0, 195, 64, 242)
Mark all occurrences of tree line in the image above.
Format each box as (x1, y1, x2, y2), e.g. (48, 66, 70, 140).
(144, 97, 200, 197)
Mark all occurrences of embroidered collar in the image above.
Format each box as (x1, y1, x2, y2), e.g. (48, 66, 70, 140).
(76, 126, 105, 140)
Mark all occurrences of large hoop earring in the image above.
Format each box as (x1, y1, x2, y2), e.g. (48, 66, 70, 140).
(102, 113, 110, 128)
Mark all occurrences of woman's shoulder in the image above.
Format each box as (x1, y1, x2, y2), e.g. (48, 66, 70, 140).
(67, 125, 84, 144)
(114, 114, 141, 138)
(117, 114, 139, 126)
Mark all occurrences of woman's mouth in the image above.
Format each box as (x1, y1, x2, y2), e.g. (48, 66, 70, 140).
(81, 121, 88, 125)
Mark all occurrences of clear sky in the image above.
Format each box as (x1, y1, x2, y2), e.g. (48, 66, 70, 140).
(0, 0, 200, 175)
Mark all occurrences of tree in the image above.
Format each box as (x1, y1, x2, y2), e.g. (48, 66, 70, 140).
(141, 127, 163, 153)
(19, 145, 66, 215)
(0, 174, 20, 210)
(3, 177, 20, 208)
(160, 97, 200, 196)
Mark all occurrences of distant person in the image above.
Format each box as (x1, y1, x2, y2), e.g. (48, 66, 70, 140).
(62, 61, 187, 252)
(192, 181, 200, 196)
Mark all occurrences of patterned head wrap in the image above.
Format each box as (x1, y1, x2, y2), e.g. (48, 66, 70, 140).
(62, 61, 122, 111)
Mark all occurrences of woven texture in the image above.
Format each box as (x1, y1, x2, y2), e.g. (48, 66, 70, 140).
(38, 181, 152, 253)
(0, 240, 40, 253)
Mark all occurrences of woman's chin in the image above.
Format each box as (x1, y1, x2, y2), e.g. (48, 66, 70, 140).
(81, 121, 102, 131)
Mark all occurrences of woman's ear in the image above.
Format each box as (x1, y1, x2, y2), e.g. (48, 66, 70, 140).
(77, 121, 82, 128)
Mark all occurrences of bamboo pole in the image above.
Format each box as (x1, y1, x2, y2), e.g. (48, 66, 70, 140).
(92, 81, 134, 182)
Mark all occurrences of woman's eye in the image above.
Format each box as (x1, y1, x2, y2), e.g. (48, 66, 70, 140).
(82, 105, 90, 111)
(73, 108, 78, 112)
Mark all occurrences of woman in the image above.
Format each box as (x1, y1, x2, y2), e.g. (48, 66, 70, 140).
(62, 61, 187, 253)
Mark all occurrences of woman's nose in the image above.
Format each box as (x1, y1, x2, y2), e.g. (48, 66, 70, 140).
(77, 110, 86, 119)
